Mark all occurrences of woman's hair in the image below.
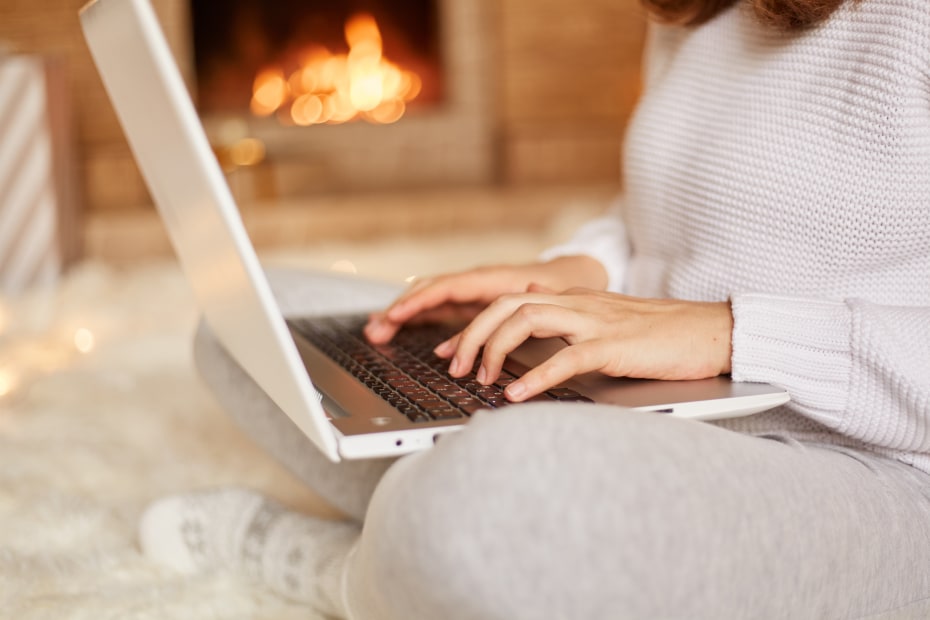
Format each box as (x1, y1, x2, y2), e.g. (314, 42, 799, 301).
(641, 0, 847, 30)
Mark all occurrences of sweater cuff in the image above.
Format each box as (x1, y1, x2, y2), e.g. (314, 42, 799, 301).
(730, 294, 853, 422)
(538, 218, 630, 293)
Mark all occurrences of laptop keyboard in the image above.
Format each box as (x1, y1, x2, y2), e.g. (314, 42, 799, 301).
(288, 314, 592, 424)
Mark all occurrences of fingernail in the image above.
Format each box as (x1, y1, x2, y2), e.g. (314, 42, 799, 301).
(506, 382, 526, 400)
(434, 339, 454, 357)
(476, 365, 487, 384)
(449, 357, 461, 376)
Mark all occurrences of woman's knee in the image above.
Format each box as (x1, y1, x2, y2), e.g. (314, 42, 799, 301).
(348, 405, 719, 619)
(351, 407, 925, 619)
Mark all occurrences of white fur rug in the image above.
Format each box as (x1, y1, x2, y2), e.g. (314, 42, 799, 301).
(0, 226, 576, 618)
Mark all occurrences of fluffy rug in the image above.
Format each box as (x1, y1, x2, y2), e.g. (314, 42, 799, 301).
(0, 227, 570, 618)
(0, 259, 331, 618)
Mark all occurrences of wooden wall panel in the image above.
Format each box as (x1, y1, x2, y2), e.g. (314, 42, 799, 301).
(497, 0, 646, 184)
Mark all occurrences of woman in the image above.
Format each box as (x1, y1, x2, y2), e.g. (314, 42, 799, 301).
(141, 0, 930, 617)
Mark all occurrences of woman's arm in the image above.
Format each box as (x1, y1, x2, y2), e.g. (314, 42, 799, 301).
(731, 295, 930, 453)
(538, 195, 631, 293)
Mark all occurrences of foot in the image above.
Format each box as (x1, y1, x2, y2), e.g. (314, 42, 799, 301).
(139, 488, 358, 612)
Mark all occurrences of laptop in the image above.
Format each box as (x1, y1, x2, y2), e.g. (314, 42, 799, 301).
(79, 0, 790, 463)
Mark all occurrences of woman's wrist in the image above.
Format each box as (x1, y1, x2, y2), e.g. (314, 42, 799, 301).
(537, 255, 609, 291)
(712, 300, 734, 375)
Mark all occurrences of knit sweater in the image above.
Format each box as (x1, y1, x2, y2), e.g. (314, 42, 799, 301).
(541, 0, 930, 469)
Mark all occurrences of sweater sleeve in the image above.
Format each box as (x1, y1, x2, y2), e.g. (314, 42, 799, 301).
(537, 195, 631, 293)
(731, 294, 930, 453)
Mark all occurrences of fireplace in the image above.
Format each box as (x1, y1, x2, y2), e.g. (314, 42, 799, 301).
(192, 0, 443, 121)
(188, 0, 496, 202)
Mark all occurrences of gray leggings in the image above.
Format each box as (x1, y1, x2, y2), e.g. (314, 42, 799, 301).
(194, 271, 930, 619)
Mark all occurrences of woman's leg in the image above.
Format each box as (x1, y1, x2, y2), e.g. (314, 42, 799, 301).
(140, 269, 403, 616)
(193, 319, 395, 521)
(344, 404, 930, 620)
(193, 268, 403, 521)
(144, 394, 930, 618)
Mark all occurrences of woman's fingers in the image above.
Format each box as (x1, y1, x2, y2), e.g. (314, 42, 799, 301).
(388, 268, 525, 321)
(475, 303, 588, 385)
(433, 332, 460, 359)
(449, 290, 601, 378)
(366, 268, 525, 343)
(364, 311, 397, 343)
(365, 258, 612, 346)
(526, 282, 557, 294)
(383, 276, 453, 322)
(506, 341, 612, 401)
(447, 293, 557, 377)
(365, 274, 465, 343)
(366, 303, 486, 344)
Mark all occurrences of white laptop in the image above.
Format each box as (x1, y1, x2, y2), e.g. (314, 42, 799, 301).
(80, 0, 790, 463)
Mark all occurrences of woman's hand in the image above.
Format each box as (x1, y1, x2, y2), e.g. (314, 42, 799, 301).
(433, 288, 734, 402)
(364, 256, 607, 344)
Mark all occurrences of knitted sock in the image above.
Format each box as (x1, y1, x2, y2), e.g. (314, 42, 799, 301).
(139, 488, 359, 616)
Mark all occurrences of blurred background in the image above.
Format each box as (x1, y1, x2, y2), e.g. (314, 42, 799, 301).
(0, 0, 646, 286)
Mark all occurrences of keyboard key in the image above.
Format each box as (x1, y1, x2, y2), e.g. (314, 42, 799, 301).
(406, 411, 432, 424)
(546, 387, 594, 403)
(484, 397, 510, 408)
(457, 399, 485, 415)
(427, 407, 464, 421)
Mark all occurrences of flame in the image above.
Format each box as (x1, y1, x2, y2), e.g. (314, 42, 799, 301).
(251, 69, 288, 117)
(250, 13, 421, 126)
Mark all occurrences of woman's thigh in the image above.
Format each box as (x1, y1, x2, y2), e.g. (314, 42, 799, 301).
(193, 269, 404, 521)
(348, 404, 930, 620)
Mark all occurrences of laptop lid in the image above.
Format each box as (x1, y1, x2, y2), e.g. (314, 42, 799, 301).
(80, 0, 342, 462)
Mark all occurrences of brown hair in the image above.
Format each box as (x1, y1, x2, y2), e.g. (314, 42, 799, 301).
(641, 0, 848, 30)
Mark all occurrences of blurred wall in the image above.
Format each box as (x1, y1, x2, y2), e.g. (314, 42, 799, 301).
(0, 0, 646, 217)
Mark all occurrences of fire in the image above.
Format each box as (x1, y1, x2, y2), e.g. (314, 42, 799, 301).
(250, 13, 422, 126)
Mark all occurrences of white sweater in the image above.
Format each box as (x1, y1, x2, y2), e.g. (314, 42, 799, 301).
(542, 0, 930, 468)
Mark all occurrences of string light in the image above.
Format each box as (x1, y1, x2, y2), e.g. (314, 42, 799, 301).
(330, 260, 358, 274)
(0, 369, 18, 399)
(73, 328, 96, 354)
